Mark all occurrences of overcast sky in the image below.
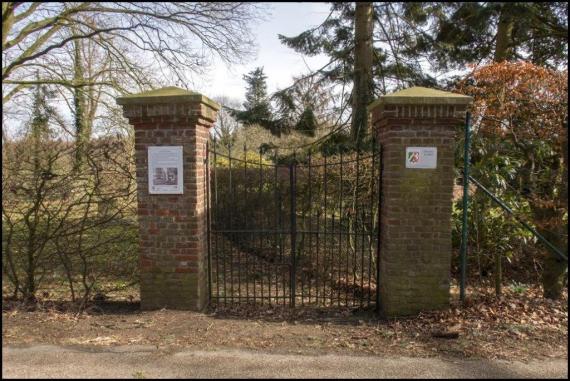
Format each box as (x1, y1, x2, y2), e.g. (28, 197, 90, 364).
(193, 2, 332, 104)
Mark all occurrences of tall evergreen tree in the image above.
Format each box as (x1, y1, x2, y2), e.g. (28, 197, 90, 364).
(294, 107, 317, 137)
(278, 2, 567, 147)
(234, 67, 273, 130)
(235, 67, 330, 137)
(402, 2, 568, 69)
(351, 2, 374, 145)
(278, 2, 437, 146)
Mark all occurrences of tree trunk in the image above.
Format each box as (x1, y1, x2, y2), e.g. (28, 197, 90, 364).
(494, 251, 502, 296)
(351, 2, 374, 146)
(494, 6, 514, 62)
(73, 36, 88, 170)
(543, 121, 569, 298)
(2, 3, 16, 49)
(535, 154, 567, 299)
(540, 226, 567, 299)
(563, 120, 568, 228)
(563, 121, 568, 289)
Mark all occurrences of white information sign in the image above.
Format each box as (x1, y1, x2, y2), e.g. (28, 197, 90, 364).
(405, 147, 437, 169)
(148, 146, 183, 194)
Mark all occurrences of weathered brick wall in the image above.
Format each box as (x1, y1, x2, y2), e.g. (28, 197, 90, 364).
(370, 101, 469, 317)
(118, 94, 218, 310)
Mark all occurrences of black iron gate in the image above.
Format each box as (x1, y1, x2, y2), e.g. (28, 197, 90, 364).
(207, 143, 381, 309)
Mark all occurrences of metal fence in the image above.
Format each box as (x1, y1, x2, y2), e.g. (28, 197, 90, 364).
(207, 144, 382, 308)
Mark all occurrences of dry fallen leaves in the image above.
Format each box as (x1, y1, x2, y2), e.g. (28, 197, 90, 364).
(2, 285, 566, 361)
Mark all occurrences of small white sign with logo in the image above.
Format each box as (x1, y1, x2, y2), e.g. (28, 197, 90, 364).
(148, 146, 184, 194)
(405, 147, 437, 169)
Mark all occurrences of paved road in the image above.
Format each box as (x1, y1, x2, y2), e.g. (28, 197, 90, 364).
(2, 345, 567, 379)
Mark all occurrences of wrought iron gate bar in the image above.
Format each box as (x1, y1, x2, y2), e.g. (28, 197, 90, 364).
(243, 145, 249, 303)
(307, 151, 313, 304)
(206, 141, 212, 304)
(290, 160, 297, 307)
(369, 145, 375, 304)
(322, 155, 327, 305)
(337, 151, 343, 306)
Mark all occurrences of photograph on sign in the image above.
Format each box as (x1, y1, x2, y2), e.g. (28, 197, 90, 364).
(153, 167, 178, 185)
(405, 147, 437, 169)
(148, 146, 183, 194)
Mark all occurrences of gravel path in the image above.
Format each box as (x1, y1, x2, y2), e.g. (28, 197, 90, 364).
(3, 344, 567, 379)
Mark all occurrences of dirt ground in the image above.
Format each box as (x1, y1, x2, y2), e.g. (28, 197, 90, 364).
(2, 285, 567, 362)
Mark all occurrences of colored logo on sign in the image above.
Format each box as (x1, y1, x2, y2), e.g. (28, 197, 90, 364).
(408, 151, 420, 163)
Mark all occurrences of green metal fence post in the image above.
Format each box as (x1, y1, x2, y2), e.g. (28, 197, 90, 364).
(460, 112, 471, 304)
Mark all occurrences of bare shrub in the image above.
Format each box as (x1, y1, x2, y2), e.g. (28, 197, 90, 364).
(2, 135, 138, 307)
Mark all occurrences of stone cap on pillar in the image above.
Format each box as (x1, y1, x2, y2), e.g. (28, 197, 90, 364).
(368, 86, 472, 121)
(117, 86, 220, 109)
(368, 86, 472, 109)
(116, 86, 220, 122)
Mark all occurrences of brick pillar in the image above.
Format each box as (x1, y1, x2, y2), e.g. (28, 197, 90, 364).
(369, 87, 472, 317)
(117, 87, 219, 310)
